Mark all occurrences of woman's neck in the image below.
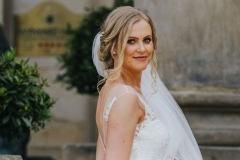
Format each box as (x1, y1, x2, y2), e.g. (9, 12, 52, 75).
(119, 68, 142, 92)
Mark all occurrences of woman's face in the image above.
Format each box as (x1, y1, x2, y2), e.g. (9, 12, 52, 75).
(122, 19, 154, 73)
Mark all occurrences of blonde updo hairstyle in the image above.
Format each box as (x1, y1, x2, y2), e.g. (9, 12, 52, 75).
(98, 6, 158, 90)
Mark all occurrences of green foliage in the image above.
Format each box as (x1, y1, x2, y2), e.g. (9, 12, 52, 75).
(56, 7, 112, 95)
(114, 0, 134, 7)
(0, 49, 55, 141)
(56, 0, 133, 95)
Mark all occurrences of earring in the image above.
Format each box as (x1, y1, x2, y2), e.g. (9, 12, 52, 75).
(112, 51, 116, 54)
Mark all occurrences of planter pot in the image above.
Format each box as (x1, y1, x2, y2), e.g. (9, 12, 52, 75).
(0, 133, 30, 159)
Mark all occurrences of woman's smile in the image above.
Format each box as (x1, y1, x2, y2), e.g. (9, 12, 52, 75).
(133, 56, 148, 61)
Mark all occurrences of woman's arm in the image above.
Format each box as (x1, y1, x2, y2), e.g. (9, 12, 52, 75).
(96, 134, 105, 160)
(105, 93, 143, 160)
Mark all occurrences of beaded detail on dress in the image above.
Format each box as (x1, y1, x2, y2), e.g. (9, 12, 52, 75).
(102, 85, 170, 160)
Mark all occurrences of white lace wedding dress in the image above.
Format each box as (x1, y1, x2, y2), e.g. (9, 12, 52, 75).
(100, 85, 175, 160)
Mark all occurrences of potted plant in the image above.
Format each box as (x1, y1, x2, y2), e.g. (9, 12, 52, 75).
(0, 49, 55, 158)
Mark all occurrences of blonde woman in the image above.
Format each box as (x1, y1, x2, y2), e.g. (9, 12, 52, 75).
(93, 6, 203, 160)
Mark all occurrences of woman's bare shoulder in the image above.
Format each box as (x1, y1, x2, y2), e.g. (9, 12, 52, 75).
(100, 83, 136, 98)
(99, 83, 140, 118)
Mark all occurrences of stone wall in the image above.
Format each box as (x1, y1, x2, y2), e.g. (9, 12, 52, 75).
(62, 143, 96, 160)
(134, 0, 240, 151)
(135, 0, 240, 90)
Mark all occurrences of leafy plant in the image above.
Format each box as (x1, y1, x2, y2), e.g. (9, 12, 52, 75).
(0, 49, 55, 141)
(56, 0, 133, 95)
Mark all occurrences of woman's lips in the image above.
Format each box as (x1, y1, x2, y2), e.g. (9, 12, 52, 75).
(133, 56, 147, 61)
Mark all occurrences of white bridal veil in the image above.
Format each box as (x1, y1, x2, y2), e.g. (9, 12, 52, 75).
(92, 33, 203, 160)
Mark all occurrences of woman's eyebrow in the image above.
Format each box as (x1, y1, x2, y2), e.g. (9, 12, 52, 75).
(128, 35, 152, 39)
(128, 36, 138, 39)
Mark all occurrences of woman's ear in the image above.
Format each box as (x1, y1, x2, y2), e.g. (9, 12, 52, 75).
(112, 48, 118, 62)
(111, 46, 118, 59)
(111, 41, 118, 54)
(110, 46, 116, 55)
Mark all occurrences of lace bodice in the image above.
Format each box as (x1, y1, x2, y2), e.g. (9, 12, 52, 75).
(100, 85, 170, 160)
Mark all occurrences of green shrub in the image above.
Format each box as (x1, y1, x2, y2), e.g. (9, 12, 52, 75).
(0, 49, 55, 141)
(56, 0, 133, 95)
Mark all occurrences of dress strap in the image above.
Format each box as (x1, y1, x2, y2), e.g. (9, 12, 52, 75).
(98, 132, 106, 152)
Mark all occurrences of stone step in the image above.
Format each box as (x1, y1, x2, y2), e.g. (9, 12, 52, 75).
(62, 143, 240, 160)
(62, 143, 96, 160)
(201, 146, 240, 160)
(28, 143, 240, 160)
(27, 146, 61, 160)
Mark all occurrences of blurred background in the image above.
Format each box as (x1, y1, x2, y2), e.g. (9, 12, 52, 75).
(0, 0, 240, 160)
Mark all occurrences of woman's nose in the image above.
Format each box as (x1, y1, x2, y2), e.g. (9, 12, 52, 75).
(137, 42, 146, 53)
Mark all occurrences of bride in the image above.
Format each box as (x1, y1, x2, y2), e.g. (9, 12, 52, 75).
(93, 6, 203, 160)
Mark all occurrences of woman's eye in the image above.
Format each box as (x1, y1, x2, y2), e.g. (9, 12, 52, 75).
(127, 39, 135, 44)
(144, 38, 151, 43)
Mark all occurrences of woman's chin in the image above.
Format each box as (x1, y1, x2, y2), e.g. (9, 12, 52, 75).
(134, 64, 149, 72)
(123, 61, 150, 73)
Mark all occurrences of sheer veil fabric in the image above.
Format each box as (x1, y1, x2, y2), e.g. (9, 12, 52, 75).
(93, 33, 203, 160)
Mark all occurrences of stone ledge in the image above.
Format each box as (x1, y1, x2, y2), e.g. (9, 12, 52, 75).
(62, 143, 96, 160)
(28, 146, 61, 160)
(194, 129, 240, 145)
(171, 91, 240, 108)
(0, 155, 22, 160)
(62, 143, 240, 160)
(200, 146, 240, 160)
